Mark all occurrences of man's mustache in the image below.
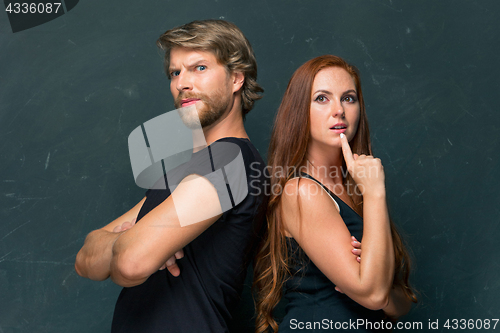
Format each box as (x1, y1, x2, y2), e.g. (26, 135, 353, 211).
(175, 93, 208, 107)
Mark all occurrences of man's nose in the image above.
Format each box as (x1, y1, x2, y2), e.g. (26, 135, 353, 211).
(176, 72, 193, 92)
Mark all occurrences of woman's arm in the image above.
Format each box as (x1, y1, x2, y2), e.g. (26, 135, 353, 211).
(282, 136, 394, 310)
(282, 178, 393, 310)
(343, 238, 413, 319)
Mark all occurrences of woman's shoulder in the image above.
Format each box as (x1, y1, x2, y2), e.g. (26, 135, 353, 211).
(283, 176, 321, 198)
(282, 176, 337, 212)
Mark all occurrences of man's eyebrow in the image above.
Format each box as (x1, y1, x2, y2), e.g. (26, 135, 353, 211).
(168, 59, 210, 73)
(189, 59, 210, 68)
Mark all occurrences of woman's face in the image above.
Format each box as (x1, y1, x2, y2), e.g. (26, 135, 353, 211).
(309, 67, 360, 149)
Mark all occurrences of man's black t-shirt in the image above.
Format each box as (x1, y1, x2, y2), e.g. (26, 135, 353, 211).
(111, 137, 266, 333)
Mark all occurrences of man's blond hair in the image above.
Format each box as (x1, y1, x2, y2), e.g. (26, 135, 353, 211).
(157, 20, 264, 116)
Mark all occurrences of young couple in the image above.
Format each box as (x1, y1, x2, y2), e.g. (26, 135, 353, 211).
(75, 19, 417, 332)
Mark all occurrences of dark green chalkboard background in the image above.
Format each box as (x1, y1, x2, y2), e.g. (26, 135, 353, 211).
(1, 0, 499, 332)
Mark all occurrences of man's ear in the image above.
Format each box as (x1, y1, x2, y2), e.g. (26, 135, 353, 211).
(231, 72, 245, 93)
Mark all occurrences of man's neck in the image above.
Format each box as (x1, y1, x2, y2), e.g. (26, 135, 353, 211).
(202, 106, 249, 146)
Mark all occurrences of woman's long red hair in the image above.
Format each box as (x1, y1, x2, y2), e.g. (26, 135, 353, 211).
(253, 55, 417, 333)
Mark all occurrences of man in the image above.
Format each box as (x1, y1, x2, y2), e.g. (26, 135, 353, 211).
(75, 20, 266, 332)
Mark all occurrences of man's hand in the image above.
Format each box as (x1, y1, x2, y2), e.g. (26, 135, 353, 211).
(75, 197, 147, 282)
(159, 249, 185, 277)
(335, 236, 361, 293)
(112, 218, 137, 233)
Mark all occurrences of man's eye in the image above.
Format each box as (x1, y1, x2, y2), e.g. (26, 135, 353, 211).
(170, 70, 180, 77)
(196, 65, 207, 71)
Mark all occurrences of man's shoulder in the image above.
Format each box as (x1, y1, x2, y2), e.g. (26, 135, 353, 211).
(212, 137, 265, 169)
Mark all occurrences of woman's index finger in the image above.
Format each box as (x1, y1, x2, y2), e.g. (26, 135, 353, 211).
(340, 133, 354, 167)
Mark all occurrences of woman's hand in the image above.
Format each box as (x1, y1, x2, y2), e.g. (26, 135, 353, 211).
(340, 133, 385, 197)
(351, 236, 361, 263)
(335, 236, 361, 293)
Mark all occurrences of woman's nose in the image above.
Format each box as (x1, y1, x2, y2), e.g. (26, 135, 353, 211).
(331, 100, 345, 118)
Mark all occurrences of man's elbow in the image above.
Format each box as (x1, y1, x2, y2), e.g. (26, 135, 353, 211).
(74, 250, 88, 278)
(110, 255, 150, 287)
(74, 261, 83, 277)
(76, 248, 115, 281)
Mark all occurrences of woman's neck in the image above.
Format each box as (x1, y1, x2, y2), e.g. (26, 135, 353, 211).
(305, 141, 344, 188)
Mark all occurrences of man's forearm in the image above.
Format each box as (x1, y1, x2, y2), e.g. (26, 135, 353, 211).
(75, 229, 122, 281)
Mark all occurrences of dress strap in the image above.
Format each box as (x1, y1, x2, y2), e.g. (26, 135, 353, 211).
(289, 172, 341, 213)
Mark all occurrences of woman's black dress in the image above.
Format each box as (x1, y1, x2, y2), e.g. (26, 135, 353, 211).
(279, 173, 391, 332)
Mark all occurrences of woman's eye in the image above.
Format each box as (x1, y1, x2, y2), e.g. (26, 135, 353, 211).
(315, 95, 328, 102)
(343, 95, 357, 103)
(196, 65, 207, 71)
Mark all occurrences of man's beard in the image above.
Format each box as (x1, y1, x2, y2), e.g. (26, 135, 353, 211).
(175, 86, 231, 129)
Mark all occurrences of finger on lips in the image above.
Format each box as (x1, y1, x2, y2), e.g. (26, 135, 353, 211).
(339, 133, 354, 164)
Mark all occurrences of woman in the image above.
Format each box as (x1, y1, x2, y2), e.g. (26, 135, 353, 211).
(253, 55, 417, 332)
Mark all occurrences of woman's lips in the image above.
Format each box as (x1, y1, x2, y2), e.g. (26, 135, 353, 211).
(330, 128, 347, 134)
(330, 123, 347, 134)
(181, 99, 200, 107)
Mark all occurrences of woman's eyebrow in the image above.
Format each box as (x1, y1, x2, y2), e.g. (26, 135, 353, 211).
(313, 89, 357, 96)
(313, 89, 333, 95)
(342, 89, 357, 95)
